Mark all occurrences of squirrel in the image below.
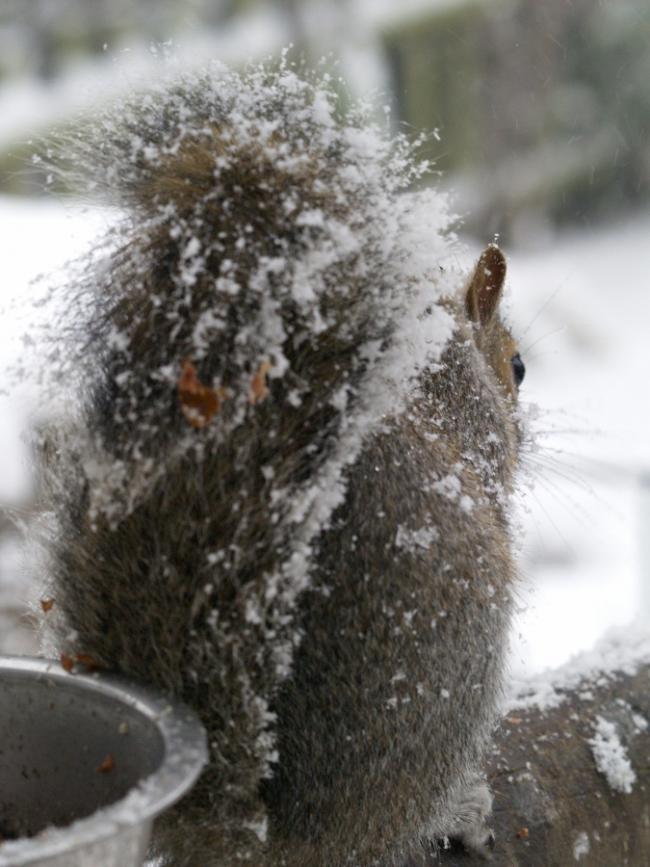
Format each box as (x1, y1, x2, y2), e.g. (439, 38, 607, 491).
(34, 60, 525, 867)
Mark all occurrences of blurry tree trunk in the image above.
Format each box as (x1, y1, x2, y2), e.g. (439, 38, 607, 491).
(275, 0, 353, 63)
(32, 0, 58, 81)
(204, 0, 241, 27)
(421, 662, 650, 866)
(277, 0, 307, 54)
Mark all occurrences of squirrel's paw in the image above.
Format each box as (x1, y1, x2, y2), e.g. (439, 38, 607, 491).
(445, 780, 495, 858)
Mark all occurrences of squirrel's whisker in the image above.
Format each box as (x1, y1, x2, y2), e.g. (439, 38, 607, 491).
(520, 325, 566, 355)
(517, 283, 565, 341)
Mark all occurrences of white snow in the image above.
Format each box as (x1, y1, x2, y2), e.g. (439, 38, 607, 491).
(242, 817, 268, 843)
(508, 619, 650, 712)
(589, 715, 636, 794)
(395, 524, 440, 551)
(0, 196, 111, 506)
(573, 830, 590, 861)
(432, 473, 462, 499)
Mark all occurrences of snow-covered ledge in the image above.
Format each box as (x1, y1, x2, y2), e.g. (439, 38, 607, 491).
(430, 622, 650, 866)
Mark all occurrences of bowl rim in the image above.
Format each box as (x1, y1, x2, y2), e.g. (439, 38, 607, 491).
(0, 654, 208, 866)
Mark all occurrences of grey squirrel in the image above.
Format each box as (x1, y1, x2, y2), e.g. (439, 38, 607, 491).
(35, 61, 524, 867)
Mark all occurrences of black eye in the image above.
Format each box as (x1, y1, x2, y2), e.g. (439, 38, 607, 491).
(511, 353, 525, 388)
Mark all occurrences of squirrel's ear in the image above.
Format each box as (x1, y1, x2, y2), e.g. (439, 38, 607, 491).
(465, 245, 507, 327)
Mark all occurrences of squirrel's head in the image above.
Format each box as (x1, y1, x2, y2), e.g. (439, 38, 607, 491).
(465, 244, 525, 403)
(426, 243, 525, 501)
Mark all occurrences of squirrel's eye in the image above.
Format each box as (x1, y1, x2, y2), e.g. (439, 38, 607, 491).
(511, 353, 525, 388)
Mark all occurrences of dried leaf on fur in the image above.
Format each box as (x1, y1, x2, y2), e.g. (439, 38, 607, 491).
(178, 360, 224, 428)
(60, 653, 74, 673)
(249, 359, 272, 404)
(40, 598, 55, 613)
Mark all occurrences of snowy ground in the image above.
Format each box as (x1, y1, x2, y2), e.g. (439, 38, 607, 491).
(0, 194, 648, 685)
(506, 214, 650, 679)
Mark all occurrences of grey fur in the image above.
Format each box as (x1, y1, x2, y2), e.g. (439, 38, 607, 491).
(35, 65, 522, 867)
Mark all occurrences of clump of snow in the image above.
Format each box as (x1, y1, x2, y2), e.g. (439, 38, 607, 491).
(573, 830, 590, 861)
(431, 468, 474, 512)
(433, 473, 462, 499)
(242, 817, 268, 843)
(588, 716, 636, 794)
(395, 523, 439, 551)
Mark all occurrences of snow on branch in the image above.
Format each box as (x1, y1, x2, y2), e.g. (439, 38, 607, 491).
(426, 624, 650, 866)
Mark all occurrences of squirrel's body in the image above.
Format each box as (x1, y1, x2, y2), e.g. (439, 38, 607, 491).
(37, 63, 523, 866)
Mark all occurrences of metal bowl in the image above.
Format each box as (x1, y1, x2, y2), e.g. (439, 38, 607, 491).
(0, 656, 207, 867)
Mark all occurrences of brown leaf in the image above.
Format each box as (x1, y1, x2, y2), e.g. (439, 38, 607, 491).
(60, 653, 74, 673)
(75, 653, 101, 671)
(40, 598, 55, 613)
(178, 360, 224, 428)
(96, 754, 115, 774)
(516, 827, 530, 839)
(249, 359, 272, 404)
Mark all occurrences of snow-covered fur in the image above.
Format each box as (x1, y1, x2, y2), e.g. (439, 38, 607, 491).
(36, 61, 522, 866)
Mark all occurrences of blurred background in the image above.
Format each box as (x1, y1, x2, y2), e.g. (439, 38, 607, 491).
(0, 0, 648, 683)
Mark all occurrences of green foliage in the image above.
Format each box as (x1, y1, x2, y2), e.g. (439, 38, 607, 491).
(383, 0, 650, 231)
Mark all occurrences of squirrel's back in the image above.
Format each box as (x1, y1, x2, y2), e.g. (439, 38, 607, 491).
(36, 62, 523, 867)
